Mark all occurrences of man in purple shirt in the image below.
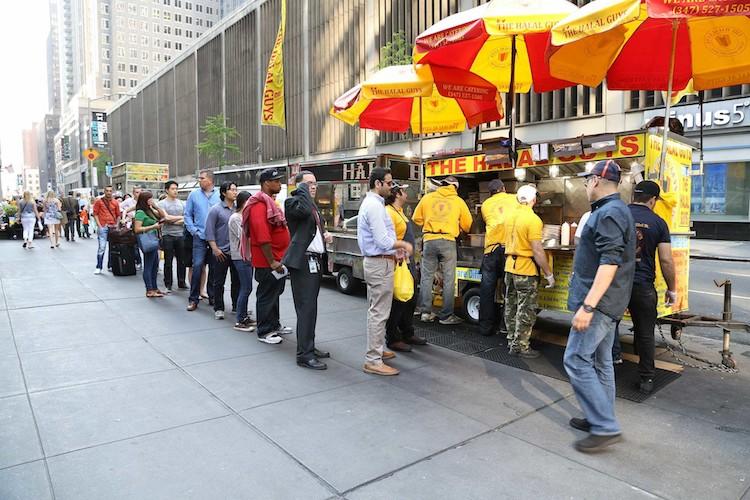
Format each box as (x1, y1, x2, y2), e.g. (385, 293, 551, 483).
(357, 167, 413, 377)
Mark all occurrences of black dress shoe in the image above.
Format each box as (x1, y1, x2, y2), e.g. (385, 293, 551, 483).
(404, 335, 427, 345)
(569, 417, 591, 432)
(638, 378, 654, 395)
(314, 348, 330, 358)
(297, 358, 327, 370)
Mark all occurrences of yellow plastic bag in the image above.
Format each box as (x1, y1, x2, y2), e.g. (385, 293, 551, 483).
(393, 261, 414, 302)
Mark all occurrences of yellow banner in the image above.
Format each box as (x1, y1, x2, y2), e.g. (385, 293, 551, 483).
(124, 163, 169, 182)
(644, 134, 693, 233)
(261, 0, 286, 129)
(425, 134, 645, 177)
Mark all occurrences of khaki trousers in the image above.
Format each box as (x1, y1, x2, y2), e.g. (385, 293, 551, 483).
(364, 256, 395, 364)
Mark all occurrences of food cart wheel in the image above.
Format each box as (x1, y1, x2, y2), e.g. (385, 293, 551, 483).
(336, 267, 359, 295)
(461, 288, 481, 325)
(670, 324, 682, 341)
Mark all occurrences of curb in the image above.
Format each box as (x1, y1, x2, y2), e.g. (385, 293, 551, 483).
(690, 254, 750, 263)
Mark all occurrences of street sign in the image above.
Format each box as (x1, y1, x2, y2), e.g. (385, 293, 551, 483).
(84, 148, 100, 162)
(105, 161, 113, 177)
(91, 112, 108, 147)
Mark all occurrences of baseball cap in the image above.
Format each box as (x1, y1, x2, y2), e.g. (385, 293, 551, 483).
(441, 176, 459, 188)
(634, 180, 661, 199)
(488, 179, 504, 194)
(259, 168, 285, 183)
(578, 159, 621, 183)
(390, 182, 409, 192)
(516, 185, 537, 203)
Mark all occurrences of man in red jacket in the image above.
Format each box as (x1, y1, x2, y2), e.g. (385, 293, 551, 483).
(246, 168, 291, 344)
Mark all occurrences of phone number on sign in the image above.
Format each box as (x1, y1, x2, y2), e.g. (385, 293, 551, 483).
(668, 3, 750, 15)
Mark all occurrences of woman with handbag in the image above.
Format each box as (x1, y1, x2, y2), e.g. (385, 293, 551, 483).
(385, 184, 427, 352)
(19, 191, 41, 249)
(133, 191, 166, 298)
(43, 190, 63, 248)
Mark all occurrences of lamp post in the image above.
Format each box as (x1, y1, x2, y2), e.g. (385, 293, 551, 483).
(85, 95, 113, 193)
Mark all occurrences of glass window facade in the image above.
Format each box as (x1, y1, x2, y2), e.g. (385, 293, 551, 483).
(691, 162, 750, 219)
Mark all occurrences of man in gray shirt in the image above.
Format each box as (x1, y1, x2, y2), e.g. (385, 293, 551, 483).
(205, 182, 239, 320)
(158, 181, 187, 291)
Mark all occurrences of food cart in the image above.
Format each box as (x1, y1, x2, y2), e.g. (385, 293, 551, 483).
(423, 128, 696, 325)
(111, 162, 170, 196)
(295, 154, 421, 293)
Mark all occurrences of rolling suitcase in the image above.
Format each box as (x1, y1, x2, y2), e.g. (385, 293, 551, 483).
(110, 243, 136, 276)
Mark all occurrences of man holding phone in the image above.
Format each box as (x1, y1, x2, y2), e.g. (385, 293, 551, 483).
(206, 182, 240, 321)
(245, 168, 291, 344)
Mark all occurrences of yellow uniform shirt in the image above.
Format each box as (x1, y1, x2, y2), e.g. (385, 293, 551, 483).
(504, 205, 543, 276)
(412, 186, 473, 242)
(386, 204, 408, 240)
(480, 192, 519, 254)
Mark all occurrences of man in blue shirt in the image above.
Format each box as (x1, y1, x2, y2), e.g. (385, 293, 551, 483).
(185, 169, 221, 311)
(357, 167, 413, 377)
(564, 160, 635, 453)
(206, 182, 239, 321)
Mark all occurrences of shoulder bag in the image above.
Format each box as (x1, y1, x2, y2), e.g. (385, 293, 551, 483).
(103, 200, 136, 245)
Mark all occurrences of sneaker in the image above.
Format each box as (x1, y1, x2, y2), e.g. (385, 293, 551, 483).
(258, 332, 283, 344)
(569, 417, 592, 432)
(94, 268, 102, 275)
(420, 312, 436, 322)
(439, 314, 464, 325)
(382, 350, 396, 360)
(639, 378, 654, 395)
(574, 433, 623, 453)
(135, 263, 142, 270)
(274, 326, 293, 335)
(233, 322, 256, 332)
(214, 310, 225, 320)
(22, 242, 26, 248)
(242, 315, 257, 326)
(511, 348, 541, 359)
(613, 354, 623, 365)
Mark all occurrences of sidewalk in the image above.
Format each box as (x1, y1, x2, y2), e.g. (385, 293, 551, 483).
(691, 239, 750, 262)
(1, 239, 749, 500)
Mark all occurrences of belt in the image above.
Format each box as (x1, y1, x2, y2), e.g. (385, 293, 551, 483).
(305, 252, 322, 259)
(367, 254, 396, 261)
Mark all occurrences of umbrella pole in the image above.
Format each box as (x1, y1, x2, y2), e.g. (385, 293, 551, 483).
(419, 96, 424, 190)
(509, 35, 517, 168)
(659, 19, 679, 177)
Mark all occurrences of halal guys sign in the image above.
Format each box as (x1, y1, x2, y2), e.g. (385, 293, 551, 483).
(425, 134, 644, 177)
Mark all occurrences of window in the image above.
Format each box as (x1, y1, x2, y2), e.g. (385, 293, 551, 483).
(206, 6, 212, 14)
(175, 13, 181, 22)
(104, 49, 110, 58)
(196, 4, 202, 12)
(163, 0, 170, 4)
(186, 30, 192, 38)
(130, 79, 138, 87)
(164, 54, 171, 61)
(117, 33, 125, 42)
(164, 40, 171, 49)
(128, 3, 137, 14)
(142, 51, 148, 60)
(175, 0, 181, 6)
(102, 18, 110, 29)
(196, 32, 202, 37)
(103, 4, 110, 14)
(154, 39, 161, 47)
(141, 36, 149, 46)
(140, 6, 148, 16)
(153, 24, 160, 33)
(117, 17, 125, 28)
(692, 162, 750, 218)
(185, 2, 191, 9)
(129, 64, 138, 73)
(117, 47, 126, 57)
(175, 28, 181, 36)
(152, 8, 160, 17)
(128, 18, 137, 28)
(163, 11, 171, 20)
(196, 18, 202, 26)
(175, 42, 182, 50)
(129, 33, 137, 43)
(103, 63, 111, 73)
(117, 62, 126, 71)
(103, 34, 110, 44)
(185, 15, 191, 23)
(117, 77, 127, 87)
(153, 53, 161, 62)
(129, 48, 138, 58)
(206, 20, 212, 28)
(116, 2, 125, 11)
(164, 25, 171, 34)
(142, 65, 149, 74)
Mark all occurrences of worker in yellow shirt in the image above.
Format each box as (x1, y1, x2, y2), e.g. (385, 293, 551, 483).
(412, 176, 473, 325)
(479, 179, 519, 337)
(385, 184, 427, 352)
(504, 185, 554, 358)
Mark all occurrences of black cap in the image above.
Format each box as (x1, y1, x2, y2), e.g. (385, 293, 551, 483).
(634, 180, 661, 199)
(259, 168, 285, 183)
(488, 179, 504, 194)
(579, 159, 621, 182)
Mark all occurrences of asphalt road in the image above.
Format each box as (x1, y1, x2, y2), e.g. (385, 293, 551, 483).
(687, 258, 750, 348)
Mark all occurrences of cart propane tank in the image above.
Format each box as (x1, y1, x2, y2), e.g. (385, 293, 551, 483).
(561, 222, 571, 247)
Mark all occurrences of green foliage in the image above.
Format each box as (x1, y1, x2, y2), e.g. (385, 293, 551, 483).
(93, 151, 112, 175)
(196, 114, 241, 165)
(379, 31, 413, 68)
(3, 205, 18, 217)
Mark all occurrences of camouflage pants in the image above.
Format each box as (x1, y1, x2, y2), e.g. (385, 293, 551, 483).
(504, 273, 539, 352)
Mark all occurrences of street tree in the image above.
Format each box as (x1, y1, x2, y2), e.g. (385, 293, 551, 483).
(196, 114, 241, 167)
(379, 31, 412, 68)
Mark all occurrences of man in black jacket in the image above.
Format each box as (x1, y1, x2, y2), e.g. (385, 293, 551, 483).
(283, 171, 332, 370)
(62, 192, 79, 241)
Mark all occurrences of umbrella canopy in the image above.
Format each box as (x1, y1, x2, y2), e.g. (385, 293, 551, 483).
(413, 0, 579, 93)
(548, 0, 750, 91)
(330, 65, 504, 134)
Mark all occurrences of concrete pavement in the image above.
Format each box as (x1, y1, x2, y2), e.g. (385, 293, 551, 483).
(692, 239, 750, 262)
(1, 238, 749, 500)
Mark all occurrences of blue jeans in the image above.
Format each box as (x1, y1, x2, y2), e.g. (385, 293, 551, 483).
(233, 259, 254, 323)
(189, 235, 212, 304)
(96, 226, 109, 269)
(142, 249, 159, 290)
(563, 310, 621, 436)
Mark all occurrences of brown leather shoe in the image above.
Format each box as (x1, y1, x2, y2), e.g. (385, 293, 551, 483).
(186, 302, 198, 311)
(387, 341, 412, 352)
(363, 363, 399, 376)
(382, 350, 396, 360)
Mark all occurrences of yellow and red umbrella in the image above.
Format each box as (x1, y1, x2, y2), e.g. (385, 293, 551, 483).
(548, 0, 750, 91)
(330, 65, 503, 134)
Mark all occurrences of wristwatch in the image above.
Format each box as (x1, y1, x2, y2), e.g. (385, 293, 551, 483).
(582, 304, 595, 313)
